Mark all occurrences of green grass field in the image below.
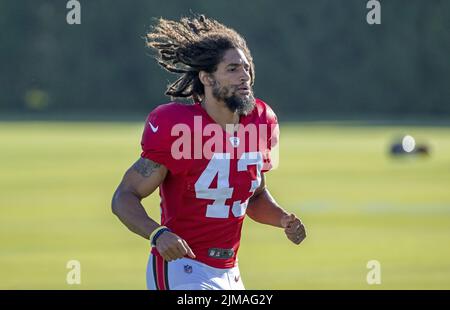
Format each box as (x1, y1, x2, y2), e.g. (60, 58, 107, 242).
(1, 121, 450, 289)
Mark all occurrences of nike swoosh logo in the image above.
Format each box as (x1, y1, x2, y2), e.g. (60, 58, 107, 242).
(149, 122, 159, 133)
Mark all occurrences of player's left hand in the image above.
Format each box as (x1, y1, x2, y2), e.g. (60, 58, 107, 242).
(281, 214, 306, 245)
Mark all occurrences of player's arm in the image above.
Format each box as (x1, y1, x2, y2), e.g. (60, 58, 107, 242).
(246, 173, 307, 245)
(112, 157, 167, 239)
(111, 157, 195, 261)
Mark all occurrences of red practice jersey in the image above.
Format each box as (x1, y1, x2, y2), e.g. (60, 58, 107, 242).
(141, 98, 279, 268)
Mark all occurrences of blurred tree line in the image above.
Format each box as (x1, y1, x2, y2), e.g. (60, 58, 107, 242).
(0, 0, 449, 119)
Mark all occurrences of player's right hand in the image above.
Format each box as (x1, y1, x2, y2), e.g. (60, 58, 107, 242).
(155, 231, 196, 262)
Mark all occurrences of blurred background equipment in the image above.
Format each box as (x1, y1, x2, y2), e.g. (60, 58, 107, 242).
(390, 135, 430, 157)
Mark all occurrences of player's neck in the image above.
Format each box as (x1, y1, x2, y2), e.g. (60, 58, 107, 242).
(201, 97, 239, 132)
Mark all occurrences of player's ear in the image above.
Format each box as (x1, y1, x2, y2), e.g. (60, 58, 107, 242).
(199, 71, 214, 87)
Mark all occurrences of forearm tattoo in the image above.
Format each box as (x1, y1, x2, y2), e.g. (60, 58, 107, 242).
(132, 158, 161, 177)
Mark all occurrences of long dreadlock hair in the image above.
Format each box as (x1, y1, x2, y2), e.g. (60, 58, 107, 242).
(146, 14, 255, 103)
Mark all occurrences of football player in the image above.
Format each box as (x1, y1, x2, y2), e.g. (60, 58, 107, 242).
(112, 15, 306, 290)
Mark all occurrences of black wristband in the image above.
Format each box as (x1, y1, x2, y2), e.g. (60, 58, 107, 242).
(151, 227, 171, 246)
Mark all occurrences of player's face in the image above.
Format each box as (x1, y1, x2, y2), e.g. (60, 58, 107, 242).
(211, 48, 255, 115)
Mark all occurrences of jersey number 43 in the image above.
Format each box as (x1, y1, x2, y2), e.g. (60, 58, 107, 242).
(194, 152, 263, 219)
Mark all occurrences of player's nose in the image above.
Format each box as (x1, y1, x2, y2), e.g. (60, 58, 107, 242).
(240, 69, 250, 83)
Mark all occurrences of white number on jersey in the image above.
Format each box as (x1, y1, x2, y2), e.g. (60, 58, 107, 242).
(194, 152, 263, 218)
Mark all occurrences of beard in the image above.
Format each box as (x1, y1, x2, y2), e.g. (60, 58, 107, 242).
(212, 81, 256, 116)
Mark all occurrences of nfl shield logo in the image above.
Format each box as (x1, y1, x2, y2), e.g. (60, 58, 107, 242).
(184, 264, 193, 274)
(229, 136, 240, 148)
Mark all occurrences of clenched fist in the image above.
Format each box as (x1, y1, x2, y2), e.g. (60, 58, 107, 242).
(155, 231, 196, 262)
(281, 214, 306, 245)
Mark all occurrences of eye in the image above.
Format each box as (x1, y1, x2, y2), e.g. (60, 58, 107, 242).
(228, 67, 236, 72)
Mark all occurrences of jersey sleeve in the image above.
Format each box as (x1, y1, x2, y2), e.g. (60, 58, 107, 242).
(140, 105, 188, 174)
(261, 102, 280, 173)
